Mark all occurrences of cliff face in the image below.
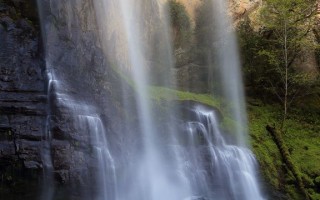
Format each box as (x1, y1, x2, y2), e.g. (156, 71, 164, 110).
(0, 0, 46, 197)
(160, 0, 261, 24)
(0, 0, 128, 198)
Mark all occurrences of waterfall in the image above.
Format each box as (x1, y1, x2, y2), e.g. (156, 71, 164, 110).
(211, 0, 248, 145)
(179, 104, 264, 199)
(75, 115, 117, 200)
(36, 0, 265, 199)
(40, 70, 55, 200)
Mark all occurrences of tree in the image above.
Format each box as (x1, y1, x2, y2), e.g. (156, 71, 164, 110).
(238, 18, 271, 95)
(259, 0, 318, 125)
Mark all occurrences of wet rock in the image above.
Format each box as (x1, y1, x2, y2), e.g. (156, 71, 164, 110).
(0, 141, 16, 158)
(55, 170, 70, 184)
(52, 140, 72, 170)
(17, 19, 34, 32)
(0, 3, 9, 12)
(16, 139, 42, 162)
(0, 23, 4, 34)
(175, 47, 191, 67)
(0, 1, 46, 197)
(0, 16, 15, 31)
(175, 63, 209, 93)
(0, 115, 9, 127)
(0, 128, 14, 141)
(11, 116, 44, 141)
(176, 100, 223, 123)
(0, 67, 15, 82)
(23, 160, 41, 169)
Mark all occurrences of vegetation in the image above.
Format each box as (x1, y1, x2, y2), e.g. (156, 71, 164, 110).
(248, 101, 320, 199)
(237, 0, 320, 198)
(239, 0, 319, 126)
(149, 86, 320, 199)
(260, 0, 318, 124)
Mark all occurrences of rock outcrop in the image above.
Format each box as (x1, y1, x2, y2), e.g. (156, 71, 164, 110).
(0, 0, 45, 197)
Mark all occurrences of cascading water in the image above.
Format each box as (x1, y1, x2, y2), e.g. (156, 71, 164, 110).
(116, 1, 189, 200)
(41, 70, 55, 200)
(179, 104, 263, 199)
(36, 0, 265, 199)
(211, 0, 248, 145)
(41, 67, 117, 199)
(75, 115, 117, 200)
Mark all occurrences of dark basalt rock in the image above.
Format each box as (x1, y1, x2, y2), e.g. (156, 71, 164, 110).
(0, 3, 9, 12)
(0, 0, 45, 197)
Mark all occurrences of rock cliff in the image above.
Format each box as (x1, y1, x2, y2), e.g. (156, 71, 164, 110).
(0, 0, 45, 197)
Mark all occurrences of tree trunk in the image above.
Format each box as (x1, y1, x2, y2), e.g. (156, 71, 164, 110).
(266, 125, 311, 200)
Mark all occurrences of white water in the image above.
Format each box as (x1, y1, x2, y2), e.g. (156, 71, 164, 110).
(37, 0, 265, 199)
(40, 70, 55, 200)
(75, 115, 117, 200)
(114, 0, 190, 199)
(180, 104, 264, 199)
(41, 68, 117, 199)
(211, 0, 248, 145)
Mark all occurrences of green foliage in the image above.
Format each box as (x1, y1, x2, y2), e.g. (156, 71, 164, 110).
(248, 101, 320, 199)
(168, 0, 191, 48)
(266, 125, 310, 199)
(238, 0, 319, 108)
(238, 18, 271, 97)
(259, 0, 318, 72)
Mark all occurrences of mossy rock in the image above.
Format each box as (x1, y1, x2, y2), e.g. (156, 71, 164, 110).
(174, 100, 223, 121)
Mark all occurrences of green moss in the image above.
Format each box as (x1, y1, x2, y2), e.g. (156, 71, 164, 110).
(310, 191, 320, 200)
(149, 87, 246, 134)
(149, 86, 221, 107)
(248, 101, 320, 199)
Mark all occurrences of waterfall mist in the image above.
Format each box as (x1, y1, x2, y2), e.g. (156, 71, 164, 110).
(211, 0, 248, 145)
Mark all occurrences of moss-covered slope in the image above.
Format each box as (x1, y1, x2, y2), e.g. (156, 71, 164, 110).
(248, 100, 320, 200)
